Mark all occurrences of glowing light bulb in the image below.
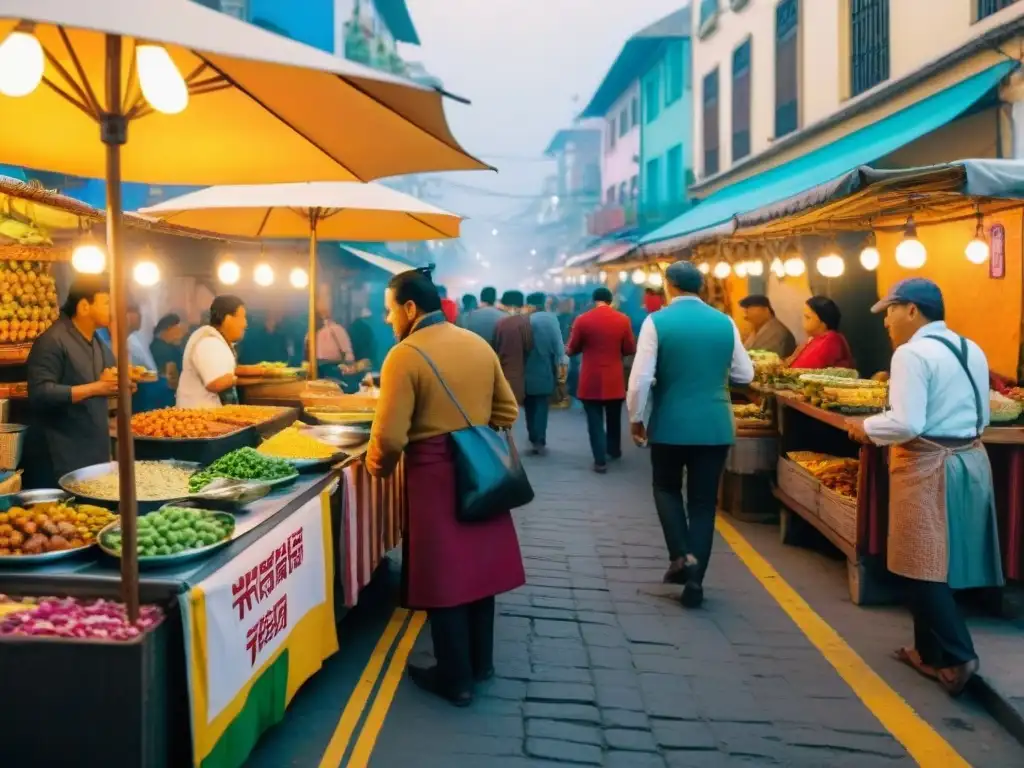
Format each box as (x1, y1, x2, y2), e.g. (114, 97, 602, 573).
(712, 261, 731, 279)
(599, 271, 608, 284)
(816, 254, 845, 278)
(254, 263, 275, 286)
(746, 260, 764, 277)
(217, 260, 240, 285)
(71, 239, 106, 274)
(289, 267, 309, 289)
(697, 262, 711, 275)
(895, 238, 926, 269)
(648, 271, 663, 288)
(783, 257, 805, 277)
(770, 258, 785, 278)
(136, 44, 188, 115)
(965, 225, 989, 266)
(631, 269, 646, 285)
(859, 246, 880, 271)
(734, 262, 748, 278)
(618, 270, 629, 282)
(133, 260, 160, 286)
(0, 30, 44, 97)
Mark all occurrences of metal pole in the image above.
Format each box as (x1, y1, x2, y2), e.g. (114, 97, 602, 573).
(103, 33, 139, 622)
(308, 215, 318, 381)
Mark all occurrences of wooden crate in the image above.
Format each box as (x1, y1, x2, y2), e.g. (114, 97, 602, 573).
(776, 457, 820, 516)
(818, 486, 858, 547)
(726, 434, 777, 475)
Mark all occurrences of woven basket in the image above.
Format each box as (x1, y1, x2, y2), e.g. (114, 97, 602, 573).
(818, 486, 857, 546)
(726, 435, 777, 475)
(0, 424, 26, 470)
(777, 457, 820, 515)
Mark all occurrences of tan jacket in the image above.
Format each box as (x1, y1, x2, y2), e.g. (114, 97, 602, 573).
(367, 319, 519, 477)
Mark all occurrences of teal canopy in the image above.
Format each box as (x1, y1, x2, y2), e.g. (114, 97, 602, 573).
(641, 60, 1016, 253)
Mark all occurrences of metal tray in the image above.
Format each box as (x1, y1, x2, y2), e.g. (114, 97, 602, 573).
(0, 488, 73, 510)
(190, 471, 298, 495)
(0, 544, 98, 567)
(187, 477, 272, 509)
(298, 423, 371, 449)
(0, 491, 102, 565)
(97, 508, 236, 568)
(58, 460, 201, 514)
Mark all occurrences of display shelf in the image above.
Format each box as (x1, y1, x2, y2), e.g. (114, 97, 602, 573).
(772, 483, 855, 560)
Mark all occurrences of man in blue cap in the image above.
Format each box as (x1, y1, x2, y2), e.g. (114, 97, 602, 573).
(627, 261, 754, 608)
(848, 277, 1003, 695)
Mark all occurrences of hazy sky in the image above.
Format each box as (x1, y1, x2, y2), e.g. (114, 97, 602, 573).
(402, 0, 689, 229)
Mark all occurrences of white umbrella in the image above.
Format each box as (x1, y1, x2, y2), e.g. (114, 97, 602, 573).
(140, 181, 461, 377)
(0, 0, 487, 619)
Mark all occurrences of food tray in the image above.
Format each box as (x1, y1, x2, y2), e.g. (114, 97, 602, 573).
(192, 471, 298, 494)
(128, 424, 258, 466)
(818, 486, 857, 546)
(0, 542, 98, 566)
(0, 490, 99, 565)
(97, 508, 236, 568)
(58, 460, 201, 515)
(776, 457, 821, 516)
(187, 478, 272, 509)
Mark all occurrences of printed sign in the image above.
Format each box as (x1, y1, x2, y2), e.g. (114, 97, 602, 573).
(198, 498, 326, 722)
(990, 223, 1006, 279)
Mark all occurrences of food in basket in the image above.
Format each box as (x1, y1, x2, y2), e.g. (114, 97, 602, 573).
(748, 350, 782, 383)
(0, 597, 164, 640)
(0, 502, 115, 555)
(990, 391, 1023, 423)
(0, 259, 59, 343)
(257, 425, 338, 460)
(101, 506, 234, 558)
(189, 447, 296, 492)
(786, 451, 859, 498)
(732, 403, 763, 419)
(131, 408, 239, 438)
(210, 405, 286, 426)
(64, 461, 193, 501)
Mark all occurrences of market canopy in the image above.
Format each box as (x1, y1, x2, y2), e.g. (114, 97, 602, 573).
(341, 244, 419, 275)
(639, 59, 1016, 255)
(0, 0, 490, 184)
(139, 182, 463, 240)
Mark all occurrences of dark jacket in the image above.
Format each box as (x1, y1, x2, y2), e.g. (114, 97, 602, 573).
(525, 311, 565, 396)
(493, 313, 534, 404)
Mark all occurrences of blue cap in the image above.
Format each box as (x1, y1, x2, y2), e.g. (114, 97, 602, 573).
(870, 277, 944, 316)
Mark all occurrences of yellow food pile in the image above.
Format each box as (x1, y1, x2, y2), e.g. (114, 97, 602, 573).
(257, 427, 336, 460)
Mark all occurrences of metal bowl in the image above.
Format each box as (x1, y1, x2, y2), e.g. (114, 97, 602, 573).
(298, 423, 371, 449)
(0, 488, 72, 510)
(0, 543, 98, 567)
(97, 507, 236, 568)
(0, 491, 101, 565)
(58, 460, 201, 515)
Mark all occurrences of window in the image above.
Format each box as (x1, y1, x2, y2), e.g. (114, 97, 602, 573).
(665, 42, 684, 105)
(699, 0, 721, 37)
(775, 0, 799, 138)
(666, 145, 683, 202)
(607, 117, 616, 151)
(606, 186, 616, 204)
(219, 0, 248, 20)
(619, 108, 629, 137)
(850, 0, 889, 97)
(646, 157, 661, 207)
(977, 0, 1020, 20)
(645, 69, 661, 123)
(731, 39, 752, 162)
(631, 96, 639, 127)
(702, 68, 720, 177)
(630, 174, 639, 199)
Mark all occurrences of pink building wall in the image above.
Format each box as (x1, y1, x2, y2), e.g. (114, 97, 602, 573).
(600, 82, 641, 203)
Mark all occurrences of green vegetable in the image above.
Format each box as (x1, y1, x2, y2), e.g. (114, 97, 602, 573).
(104, 507, 235, 558)
(189, 447, 295, 493)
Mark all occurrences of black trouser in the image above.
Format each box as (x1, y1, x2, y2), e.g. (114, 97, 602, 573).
(524, 394, 551, 446)
(650, 443, 730, 582)
(427, 596, 495, 692)
(906, 579, 977, 669)
(582, 399, 622, 465)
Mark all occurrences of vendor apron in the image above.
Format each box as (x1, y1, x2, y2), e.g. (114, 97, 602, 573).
(887, 335, 1003, 588)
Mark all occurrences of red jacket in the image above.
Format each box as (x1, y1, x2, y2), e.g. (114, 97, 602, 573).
(566, 304, 636, 401)
(440, 298, 458, 324)
(789, 330, 855, 370)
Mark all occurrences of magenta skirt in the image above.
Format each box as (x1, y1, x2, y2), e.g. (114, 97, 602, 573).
(402, 435, 526, 609)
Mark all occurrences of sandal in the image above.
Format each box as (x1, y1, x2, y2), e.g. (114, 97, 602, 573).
(938, 659, 978, 698)
(893, 647, 939, 681)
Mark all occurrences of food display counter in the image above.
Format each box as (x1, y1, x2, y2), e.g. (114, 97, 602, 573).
(773, 393, 1024, 604)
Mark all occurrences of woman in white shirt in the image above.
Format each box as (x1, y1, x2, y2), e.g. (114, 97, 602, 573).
(177, 296, 247, 408)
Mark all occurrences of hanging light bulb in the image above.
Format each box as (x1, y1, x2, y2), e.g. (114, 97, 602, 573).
(746, 259, 764, 277)
(0, 27, 44, 97)
(770, 257, 785, 278)
(713, 261, 731, 279)
(289, 267, 309, 289)
(133, 260, 160, 287)
(895, 216, 927, 269)
(697, 262, 711, 275)
(859, 233, 881, 271)
(217, 260, 241, 285)
(648, 271, 663, 288)
(631, 269, 646, 285)
(965, 214, 989, 265)
(254, 264, 275, 286)
(618, 270, 629, 282)
(136, 43, 189, 115)
(783, 257, 806, 277)
(71, 234, 107, 274)
(599, 271, 608, 284)
(816, 254, 845, 278)
(734, 261, 748, 278)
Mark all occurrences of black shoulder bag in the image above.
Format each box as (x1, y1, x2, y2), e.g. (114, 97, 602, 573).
(407, 345, 535, 523)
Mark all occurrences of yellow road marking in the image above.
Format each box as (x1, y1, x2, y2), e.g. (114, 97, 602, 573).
(347, 610, 428, 768)
(318, 608, 410, 768)
(715, 516, 971, 767)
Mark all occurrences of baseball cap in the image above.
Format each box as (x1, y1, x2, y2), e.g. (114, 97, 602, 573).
(870, 277, 944, 316)
(739, 294, 772, 310)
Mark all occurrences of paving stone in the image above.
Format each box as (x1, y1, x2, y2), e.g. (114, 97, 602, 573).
(581, 624, 629, 648)
(500, 606, 577, 622)
(596, 684, 646, 711)
(576, 610, 618, 625)
(526, 718, 602, 745)
(588, 647, 635, 670)
(602, 708, 651, 730)
(478, 678, 527, 701)
(606, 751, 668, 768)
(528, 665, 593, 684)
(525, 738, 603, 765)
(532, 596, 576, 611)
(530, 645, 590, 669)
(523, 702, 601, 724)
(651, 719, 718, 750)
(526, 681, 597, 704)
(534, 620, 583, 639)
(592, 669, 641, 689)
(606, 727, 659, 752)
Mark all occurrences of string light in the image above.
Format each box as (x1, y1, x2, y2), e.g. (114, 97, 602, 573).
(783, 257, 806, 277)
(136, 44, 189, 115)
(770, 258, 785, 278)
(0, 27, 44, 97)
(713, 261, 731, 279)
(965, 214, 989, 265)
(133, 260, 160, 286)
(289, 267, 309, 289)
(895, 216, 927, 269)
(859, 236, 880, 271)
(734, 262, 748, 278)
(71, 235, 106, 274)
(618, 270, 629, 282)
(698, 262, 711, 275)
(746, 260, 764, 277)
(217, 260, 241, 285)
(648, 271, 663, 288)
(631, 269, 646, 285)
(816, 254, 845, 278)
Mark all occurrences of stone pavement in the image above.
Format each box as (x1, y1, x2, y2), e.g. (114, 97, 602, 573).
(369, 410, 920, 767)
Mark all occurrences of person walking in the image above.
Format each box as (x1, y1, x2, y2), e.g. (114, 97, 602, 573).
(566, 286, 636, 473)
(463, 286, 506, 345)
(457, 293, 478, 327)
(627, 262, 754, 608)
(367, 269, 525, 707)
(847, 278, 1002, 695)
(523, 291, 566, 455)
(493, 290, 533, 405)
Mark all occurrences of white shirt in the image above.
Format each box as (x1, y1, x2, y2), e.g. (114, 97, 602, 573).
(177, 327, 236, 409)
(864, 321, 990, 445)
(626, 296, 755, 424)
(127, 331, 157, 371)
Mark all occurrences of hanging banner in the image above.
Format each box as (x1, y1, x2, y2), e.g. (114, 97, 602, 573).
(184, 493, 338, 768)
